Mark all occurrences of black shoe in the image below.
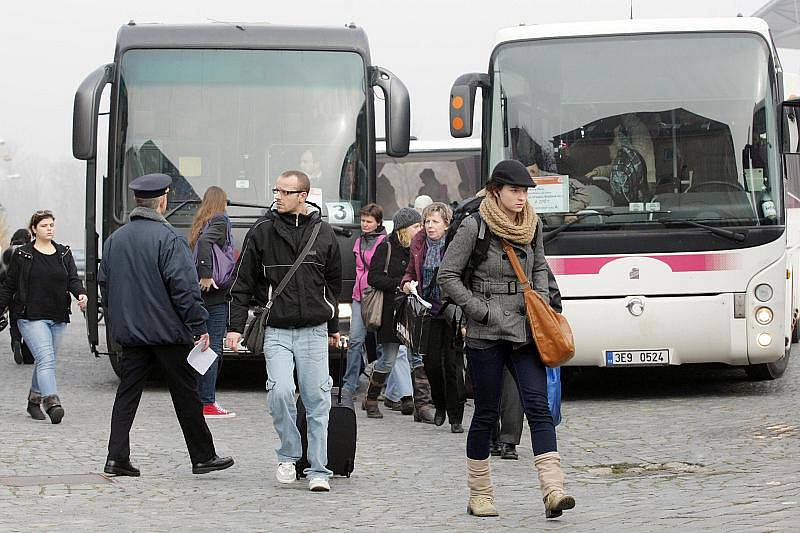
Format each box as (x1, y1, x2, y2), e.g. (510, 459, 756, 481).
(490, 441, 502, 456)
(104, 458, 141, 477)
(383, 398, 402, 411)
(12, 341, 23, 364)
(434, 408, 446, 427)
(400, 396, 414, 416)
(192, 455, 234, 475)
(500, 443, 519, 460)
(450, 423, 464, 433)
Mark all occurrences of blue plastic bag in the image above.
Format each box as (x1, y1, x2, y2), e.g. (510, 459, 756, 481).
(546, 367, 562, 426)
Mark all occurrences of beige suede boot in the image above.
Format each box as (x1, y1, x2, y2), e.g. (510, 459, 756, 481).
(466, 458, 499, 517)
(534, 452, 576, 519)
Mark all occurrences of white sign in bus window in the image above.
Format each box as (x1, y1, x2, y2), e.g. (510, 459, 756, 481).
(325, 202, 355, 224)
(528, 175, 569, 213)
(307, 187, 323, 206)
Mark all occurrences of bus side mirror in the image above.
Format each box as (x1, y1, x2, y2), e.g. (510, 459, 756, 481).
(450, 73, 490, 138)
(73, 64, 114, 161)
(780, 98, 800, 154)
(371, 66, 410, 157)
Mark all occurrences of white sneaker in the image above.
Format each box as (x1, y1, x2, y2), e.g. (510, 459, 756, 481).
(275, 462, 296, 484)
(308, 477, 330, 492)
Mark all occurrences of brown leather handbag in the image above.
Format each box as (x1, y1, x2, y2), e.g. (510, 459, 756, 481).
(501, 240, 575, 367)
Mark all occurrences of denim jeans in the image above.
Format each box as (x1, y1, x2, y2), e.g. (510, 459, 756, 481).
(264, 324, 332, 480)
(18, 319, 66, 397)
(342, 301, 367, 394)
(374, 342, 423, 374)
(466, 341, 557, 460)
(197, 303, 227, 404)
(384, 345, 413, 402)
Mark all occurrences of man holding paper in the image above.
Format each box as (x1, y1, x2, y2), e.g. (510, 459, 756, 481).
(99, 173, 234, 477)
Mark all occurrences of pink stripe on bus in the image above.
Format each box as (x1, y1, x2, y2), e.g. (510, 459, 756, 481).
(548, 254, 736, 275)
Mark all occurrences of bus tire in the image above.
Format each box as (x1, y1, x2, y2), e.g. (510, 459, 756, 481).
(792, 320, 799, 344)
(745, 348, 790, 380)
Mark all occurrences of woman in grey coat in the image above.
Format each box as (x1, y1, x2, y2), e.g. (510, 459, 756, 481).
(438, 160, 575, 520)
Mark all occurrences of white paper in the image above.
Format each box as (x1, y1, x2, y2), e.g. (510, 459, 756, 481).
(187, 345, 219, 375)
(408, 281, 433, 309)
(528, 175, 570, 213)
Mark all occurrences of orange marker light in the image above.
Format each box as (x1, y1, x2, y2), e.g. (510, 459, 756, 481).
(452, 117, 464, 130)
(452, 96, 464, 110)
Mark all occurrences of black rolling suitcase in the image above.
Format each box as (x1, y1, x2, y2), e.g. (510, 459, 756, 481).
(295, 339, 357, 478)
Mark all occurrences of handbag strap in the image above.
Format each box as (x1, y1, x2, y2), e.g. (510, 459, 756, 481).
(500, 240, 531, 289)
(266, 222, 322, 312)
(383, 240, 392, 273)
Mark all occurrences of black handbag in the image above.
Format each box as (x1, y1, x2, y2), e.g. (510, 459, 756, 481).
(243, 223, 321, 354)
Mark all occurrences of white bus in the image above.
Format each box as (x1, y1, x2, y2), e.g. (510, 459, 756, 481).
(449, 18, 797, 379)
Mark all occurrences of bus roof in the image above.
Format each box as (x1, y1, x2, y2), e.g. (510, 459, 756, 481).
(494, 17, 772, 48)
(115, 22, 371, 62)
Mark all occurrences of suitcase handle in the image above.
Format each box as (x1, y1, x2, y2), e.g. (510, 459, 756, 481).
(337, 336, 349, 405)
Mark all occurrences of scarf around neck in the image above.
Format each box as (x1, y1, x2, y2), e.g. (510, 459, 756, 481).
(422, 236, 445, 303)
(479, 193, 538, 245)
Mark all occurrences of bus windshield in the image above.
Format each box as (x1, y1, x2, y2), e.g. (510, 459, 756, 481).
(489, 33, 781, 230)
(116, 49, 368, 222)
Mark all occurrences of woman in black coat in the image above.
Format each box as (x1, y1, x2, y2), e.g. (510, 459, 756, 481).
(364, 208, 435, 422)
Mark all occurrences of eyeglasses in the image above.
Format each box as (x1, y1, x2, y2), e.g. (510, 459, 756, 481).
(272, 188, 306, 196)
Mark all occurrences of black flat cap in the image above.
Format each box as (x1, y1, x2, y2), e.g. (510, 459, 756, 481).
(129, 173, 172, 198)
(489, 159, 536, 188)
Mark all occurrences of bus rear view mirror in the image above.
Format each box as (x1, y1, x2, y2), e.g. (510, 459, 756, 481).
(371, 66, 410, 157)
(73, 64, 113, 161)
(780, 98, 800, 154)
(450, 73, 489, 138)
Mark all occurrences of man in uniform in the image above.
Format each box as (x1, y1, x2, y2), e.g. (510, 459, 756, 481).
(100, 173, 234, 477)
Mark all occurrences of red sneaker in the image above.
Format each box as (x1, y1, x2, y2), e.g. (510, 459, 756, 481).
(203, 402, 236, 418)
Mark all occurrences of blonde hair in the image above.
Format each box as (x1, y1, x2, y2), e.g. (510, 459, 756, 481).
(189, 186, 228, 249)
(395, 226, 416, 248)
(422, 202, 453, 226)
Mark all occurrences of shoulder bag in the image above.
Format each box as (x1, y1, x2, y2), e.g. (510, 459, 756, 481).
(501, 239, 575, 367)
(360, 241, 391, 331)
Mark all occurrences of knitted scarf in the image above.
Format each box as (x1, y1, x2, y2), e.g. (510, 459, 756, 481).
(479, 193, 538, 245)
(422, 236, 445, 304)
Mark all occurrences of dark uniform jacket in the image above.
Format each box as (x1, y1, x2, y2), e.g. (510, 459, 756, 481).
(99, 207, 208, 346)
(194, 214, 230, 307)
(0, 242, 85, 321)
(367, 233, 410, 344)
(228, 209, 342, 335)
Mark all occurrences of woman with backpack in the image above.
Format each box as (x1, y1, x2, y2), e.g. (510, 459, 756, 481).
(401, 202, 467, 433)
(438, 160, 575, 519)
(189, 186, 236, 418)
(364, 207, 436, 422)
(0, 210, 87, 423)
(341, 203, 386, 406)
(1, 228, 34, 364)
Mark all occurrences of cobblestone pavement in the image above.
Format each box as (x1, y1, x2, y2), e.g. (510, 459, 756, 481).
(1, 313, 799, 532)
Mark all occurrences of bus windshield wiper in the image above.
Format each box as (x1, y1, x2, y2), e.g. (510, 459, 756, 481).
(543, 209, 614, 244)
(654, 218, 747, 242)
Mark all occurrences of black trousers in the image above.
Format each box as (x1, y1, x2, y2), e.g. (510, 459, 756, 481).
(423, 318, 466, 424)
(492, 367, 524, 446)
(107, 344, 216, 465)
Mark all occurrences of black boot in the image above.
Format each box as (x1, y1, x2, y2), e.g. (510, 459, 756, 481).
(411, 367, 435, 423)
(500, 443, 519, 460)
(362, 371, 389, 419)
(13, 341, 23, 365)
(26, 390, 46, 421)
(434, 408, 446, 427)
(42, 395, 64, 424)
(400, 396, 414, 415)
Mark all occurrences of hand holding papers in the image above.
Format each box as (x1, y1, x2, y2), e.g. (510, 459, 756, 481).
(407, 280, 433, 309)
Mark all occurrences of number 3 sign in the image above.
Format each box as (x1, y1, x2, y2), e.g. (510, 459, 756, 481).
(325, 202, 355, 224)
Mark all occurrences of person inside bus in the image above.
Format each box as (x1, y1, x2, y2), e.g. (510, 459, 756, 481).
(417, 168, 449, 204)
(299, 149, 323, 182)
(438, 160, 575, 519)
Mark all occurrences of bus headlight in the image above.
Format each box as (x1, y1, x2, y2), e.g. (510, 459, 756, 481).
(338, 303, 352, 319)
(755, 307, 773, 325)
(754, 284, 773, 302)
(757, 333, 772, 347)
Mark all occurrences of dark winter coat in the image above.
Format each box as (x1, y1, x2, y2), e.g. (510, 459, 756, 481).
(227, 209, 342, 334)
(194, 213, 231, 307)
(367, 233, 410, 344)
(0, 242, 85, 322)
(98, 207, 208, 347)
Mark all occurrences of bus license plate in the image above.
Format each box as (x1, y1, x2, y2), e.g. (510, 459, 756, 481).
(605, 349, 670, 366)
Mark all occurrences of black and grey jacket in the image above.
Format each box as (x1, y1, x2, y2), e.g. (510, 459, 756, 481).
(0, 242, 85, 322)
(228, 209, 342, 335)
(195, 213, 230, 307)
(438, 215, 549, 344)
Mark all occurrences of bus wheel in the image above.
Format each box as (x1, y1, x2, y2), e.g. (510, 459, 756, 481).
(745, 347, 791, 380)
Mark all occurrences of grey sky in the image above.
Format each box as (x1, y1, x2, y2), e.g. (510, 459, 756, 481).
(0, 0, 779, 243)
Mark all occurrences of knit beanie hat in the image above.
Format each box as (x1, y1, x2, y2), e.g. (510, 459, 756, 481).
(392, 207, 422, 231)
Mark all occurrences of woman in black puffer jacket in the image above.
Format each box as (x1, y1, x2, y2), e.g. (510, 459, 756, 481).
(1, 228, 33, 364)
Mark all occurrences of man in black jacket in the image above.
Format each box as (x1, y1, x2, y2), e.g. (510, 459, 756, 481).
(227, 169, 342, 492)
(99, 173, 233, 477)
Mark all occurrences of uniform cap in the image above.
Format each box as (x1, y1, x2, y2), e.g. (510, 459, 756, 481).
(129, 173, 172, 198)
